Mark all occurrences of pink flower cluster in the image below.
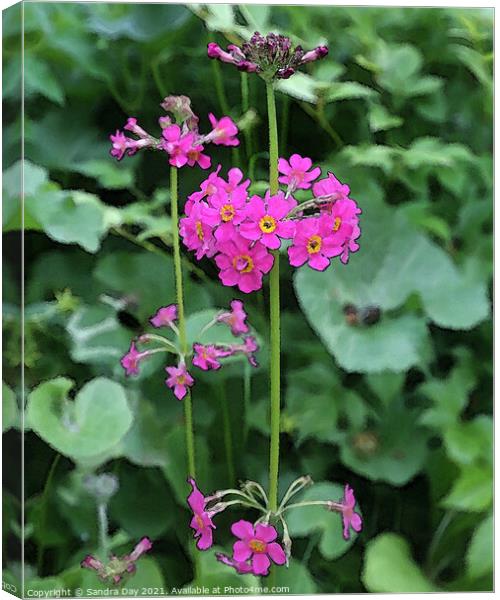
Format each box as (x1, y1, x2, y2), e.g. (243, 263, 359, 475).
(120, 300, 259, 401)
(110, 95, 239, 169)
(180, 156, 361, 292)
(81, 537, 152, 585)
(187, 476, 362, 577)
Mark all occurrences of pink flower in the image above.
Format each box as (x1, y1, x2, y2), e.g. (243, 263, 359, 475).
(230, 520, 286, 576)
(217, 300, 249, 336)
(278, 154, 321, 192)
(328, 484, 363, 541)
(330, 198, 361, 242)
(109, 130, 149, 161)
(124, 117, 149, 138)
(126, 537, 153, 562)
(288, 215, 343, 271)
(222, 167, 250, 195)
(161, 125, 195, 168)
(187, 477, 216, 550)
(120, 341, 149, 376)
(206, 190, 248, 242)
(215, 553, 254, 575)
(165, 362, 194, 400)
(215, 235, 274, 293)
(208, 113, 240, 146)
(340, 224, 361, 264)
(81, 538, 152, 584)
(180, 201, 217, 259)
(239, 191, 296, 250)
(186, 143, 211, 170)
(234, 336, 259, 367)
(186, 166, 224, 209)
(150, 304, 178, 328)
(192, 344, 232, 371)
(312, 171, 351, 202)
(300, 46, 329, 64)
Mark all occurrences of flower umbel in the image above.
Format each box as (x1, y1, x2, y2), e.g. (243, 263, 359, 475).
(81, 537, 152, 585)
(208, 32, 328, 80)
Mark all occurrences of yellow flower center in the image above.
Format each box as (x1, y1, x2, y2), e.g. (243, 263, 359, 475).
(333, 217, 342, 232)
(177, 375, 186, 385)
(187, 149, 199, 161)
(195, 221, 204, 241)
(221, 204, 235, 222)
(233, 254, 254, 274)
(259, 215, 277, 234)
(249, 539, 266, 553)
(307, 235, 322, 254)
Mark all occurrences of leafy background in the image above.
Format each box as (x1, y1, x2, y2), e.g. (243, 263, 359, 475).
(2, 2, 493, 594)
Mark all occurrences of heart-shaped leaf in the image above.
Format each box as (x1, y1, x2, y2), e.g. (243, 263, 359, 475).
(26, 377, 133, 461)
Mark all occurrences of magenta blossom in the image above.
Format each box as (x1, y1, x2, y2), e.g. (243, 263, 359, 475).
(186, 165, 224, 209)
(208, 113, 240, 146)
(206, 189, 248, 242)
(222, 168, 251, 195)
(215, 235, 274, 293)
(150, 304, 178, 328)
(330, 198, 361, 242)
(312, 171, 351, 202)
(288, 215, 343, 271)
(161, 125, 196, 168)
(328, 484, 363, 541)
(186, 143, 211, 170)
(235, 336, 259, 367)
(165, 362, 194, 400)
(231, 520, 286, 576)
(180, 201, 217, 259)
(239, 191, 296, 250)
(187, 477, 216, 550)
(192, 344, 232, 371)
(110, 130, 150, 161)
(217, 300, 249, 336)
(120, 341, 150, 376)
(215, 553, 253, 575)
(81, 537, 152, 584)
(278, 154, 321, 192)
(340, 224, 361, 264)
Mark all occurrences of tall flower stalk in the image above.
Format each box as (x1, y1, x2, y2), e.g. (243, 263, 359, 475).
(170, 165, 196, 478)
(266, 81, 281, 514)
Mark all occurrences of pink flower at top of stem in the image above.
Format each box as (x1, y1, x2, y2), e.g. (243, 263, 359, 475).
(165, 362, 194, 400)
(230, 520, 286, 576)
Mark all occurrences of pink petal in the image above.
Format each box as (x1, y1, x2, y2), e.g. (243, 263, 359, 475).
(278, 158, 291, 175)
(239, 222, 261, 241)
(308, 253, 330, 271)
(219, 268, 240, 288)
(350, 512, 363, 532)
(255, 524, 277, 543)
(231, 519, 254, 540)
(233, 540, 252, 562)
(239, 271, 262, 293)
(252, 553, 271, 576)
(288, 245, 308, 267)
(267, 542, 286, 565)
(197, 528, 213, 550)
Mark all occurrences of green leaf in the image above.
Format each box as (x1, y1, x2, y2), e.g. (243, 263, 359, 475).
(368, 104, 403, 132)
(24, 54, 65, 105)
(362, 533, 437, 592)
(466, 514, 493, 580)
(66, 304, 132, 371)
(75, 159, 134, 189)
(340, 400, 429, 486)
(276, 72, 319, 104)
(286, 482, 359, 560)
(443, 415, 492, 467)
(273, 559, 318, 594)
(2, 382, 18, 432)
(365, 372, 405, 407)
(2, 160, 47, 230)
(26, 377, 133, 461)
(341, 144, 396, 173)
(326, 81, 377, 103)
(25, 188, 121, 253)
(25, 577, 66, 595)
(94, 251, 212, 321)
(109, 464, 175, 539)
(442, 465, 492, 512)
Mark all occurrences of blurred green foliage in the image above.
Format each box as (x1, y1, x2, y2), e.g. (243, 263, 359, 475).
(2, 3, 492, 594)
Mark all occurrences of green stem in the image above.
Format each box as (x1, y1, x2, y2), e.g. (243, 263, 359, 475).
(266, 81, 281, 514)
(97, 503, 110, 560)
(243, 361, 252, 446)
(218, 381, 235, 486)
(170, 167, 196, 479)
(240, 71, 253, 161)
